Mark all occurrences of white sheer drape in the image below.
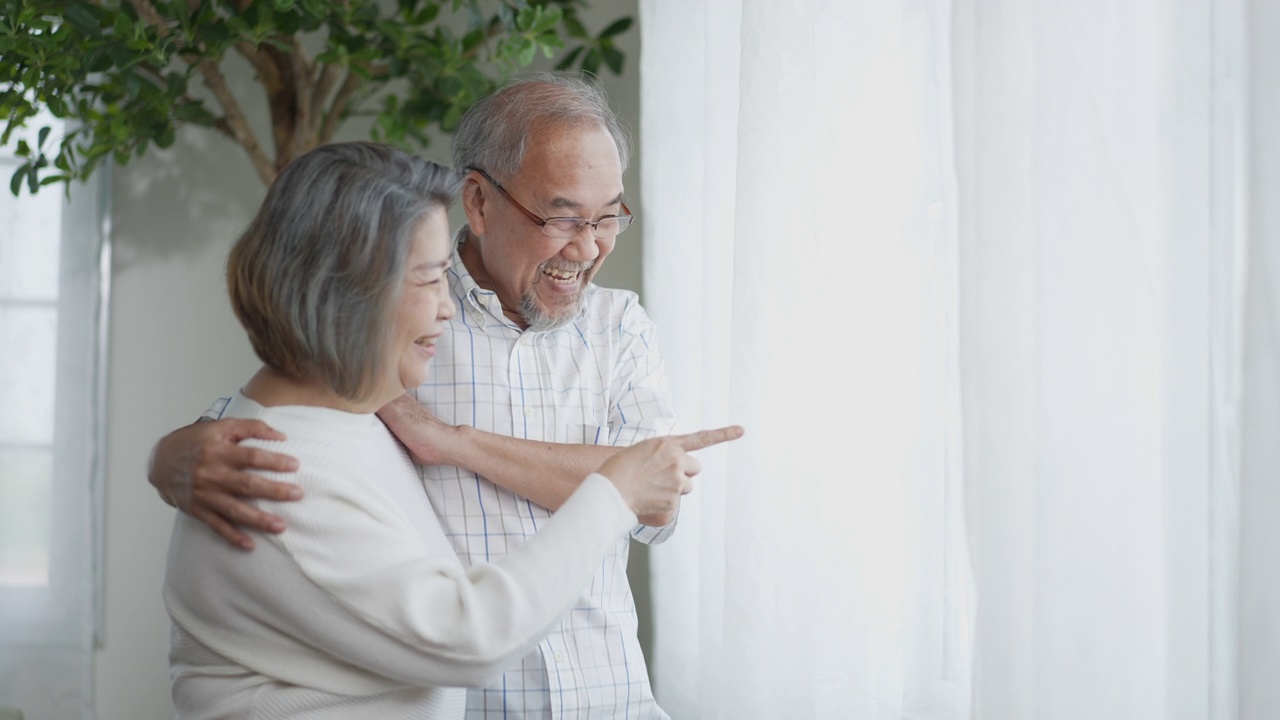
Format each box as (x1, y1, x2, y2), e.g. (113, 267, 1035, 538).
(643, 0, 1278, 718)
(641, 2, 970, 718)
(1240, 2, 1280, 718)
(951, 1, 1262, 718)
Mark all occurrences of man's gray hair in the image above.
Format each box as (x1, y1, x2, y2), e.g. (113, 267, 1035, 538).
(452, 71, 631, 180)
(227, 141, 458, 400)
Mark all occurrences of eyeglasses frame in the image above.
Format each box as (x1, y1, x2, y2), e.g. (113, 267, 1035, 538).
(467, 166, 633, 238)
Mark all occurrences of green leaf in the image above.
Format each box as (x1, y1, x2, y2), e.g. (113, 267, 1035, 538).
(442, 100, 465, 131)
(172, 102, 217, 125)
(112, 11, 133, 38)
(461, 26, 486, 54)
(166, 71, 188, 96)
(122, 70, 143, 99)
(412, 4, 441, 25)
(599, 17, 632, 39)
(515, 36, 536, 66)
(538, 33, 564, 59)
(156, 123, 176, 148)
(516, 5, 537, 31)
(562, 13, 588, 39)
(37, 125, 50, 149)
(64, 4, 102, 37)
(555, 45, 583, 71)
(10, 164, 28, 196)
(83, 46, 109, 73)
(530, 7, 562, 34)
(581, 47, 600, 75)
(602, 46, 624, 75)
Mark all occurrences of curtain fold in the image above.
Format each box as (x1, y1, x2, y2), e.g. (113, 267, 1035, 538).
(950, 1, 1259, 717)
(1241, 1, 1280, 717)
(642, 2, 970, 717)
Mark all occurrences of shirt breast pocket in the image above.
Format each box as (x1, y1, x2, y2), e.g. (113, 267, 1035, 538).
(561, 423, 613, 446)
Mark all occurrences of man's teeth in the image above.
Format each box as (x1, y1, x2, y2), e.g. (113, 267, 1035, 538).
(543, 267, 579, 281)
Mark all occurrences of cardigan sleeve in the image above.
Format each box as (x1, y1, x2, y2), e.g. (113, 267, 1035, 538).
(165, 448, 636, 695)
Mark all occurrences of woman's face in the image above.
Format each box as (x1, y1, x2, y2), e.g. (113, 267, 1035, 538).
(380, 209, 455, 400)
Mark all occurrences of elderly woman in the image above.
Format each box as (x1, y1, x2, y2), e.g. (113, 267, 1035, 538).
(163, 142, 738, 718)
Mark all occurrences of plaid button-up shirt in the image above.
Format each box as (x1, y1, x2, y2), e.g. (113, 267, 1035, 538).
(413, 235, 677, 719)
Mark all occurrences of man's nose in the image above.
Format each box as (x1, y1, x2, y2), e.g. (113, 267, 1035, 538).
(561, 226, 602, 262)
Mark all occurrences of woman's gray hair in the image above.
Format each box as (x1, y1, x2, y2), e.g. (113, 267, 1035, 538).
(451, 71, 631, 180)
(227, 141, 458, 400)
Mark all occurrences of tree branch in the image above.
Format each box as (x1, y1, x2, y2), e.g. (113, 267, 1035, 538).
(127, 0, 276, 184)
(319, 69, 362, 145)
(236, 41, 279, 91)
(289, 35, 313, 155)
(310, 62, 343, 125)
(197, 61, 277, 184)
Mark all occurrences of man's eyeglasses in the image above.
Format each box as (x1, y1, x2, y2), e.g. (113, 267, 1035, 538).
(467, 167, 634, 240)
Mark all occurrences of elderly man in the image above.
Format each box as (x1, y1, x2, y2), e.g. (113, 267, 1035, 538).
(150, 72, 680, 719)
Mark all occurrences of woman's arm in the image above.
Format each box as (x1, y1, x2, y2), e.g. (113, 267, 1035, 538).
(165, 426, 740, 690)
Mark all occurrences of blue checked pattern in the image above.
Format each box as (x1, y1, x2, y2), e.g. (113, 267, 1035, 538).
(415, 234, 677, 719)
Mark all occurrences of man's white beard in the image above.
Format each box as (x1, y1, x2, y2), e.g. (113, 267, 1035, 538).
(518, 290, 585, 332)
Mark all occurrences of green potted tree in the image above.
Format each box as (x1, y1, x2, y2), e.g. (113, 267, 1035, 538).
(0, 0, 632, 194)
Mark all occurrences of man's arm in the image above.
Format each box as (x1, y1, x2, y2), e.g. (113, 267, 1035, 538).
(379, 294, 681, 530)
(606, 295, 682, 543)
(148, 415, 302, 549)
(378, 396, 673, 526)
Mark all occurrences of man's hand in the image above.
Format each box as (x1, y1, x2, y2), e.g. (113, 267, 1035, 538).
(377, 393, 457, 466)
(599, 425, 745, 527)
(148, 419, 302, 550)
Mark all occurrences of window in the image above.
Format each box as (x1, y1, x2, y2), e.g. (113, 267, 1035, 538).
(0, 109, 110, 719)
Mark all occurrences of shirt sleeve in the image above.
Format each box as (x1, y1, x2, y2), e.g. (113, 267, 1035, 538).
(607, 296, 679, 448)
(201, 397, 231, 422)
(607, 296, 681, 545)
(165, 449, 637, 694)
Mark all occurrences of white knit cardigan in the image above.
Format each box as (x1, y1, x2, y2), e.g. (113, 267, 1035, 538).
(163, 393, 636, 719)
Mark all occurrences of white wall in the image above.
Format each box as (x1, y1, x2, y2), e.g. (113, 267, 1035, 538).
(91, 2, 643, 718)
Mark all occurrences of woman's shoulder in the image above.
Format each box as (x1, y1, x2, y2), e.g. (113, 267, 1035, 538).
(223, 394, 409, 492)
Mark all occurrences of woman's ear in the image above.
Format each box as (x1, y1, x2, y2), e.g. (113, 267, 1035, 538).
(460, 172, 489, 237)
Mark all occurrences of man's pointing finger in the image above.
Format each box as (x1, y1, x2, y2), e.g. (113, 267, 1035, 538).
(675, 425, 744, 452)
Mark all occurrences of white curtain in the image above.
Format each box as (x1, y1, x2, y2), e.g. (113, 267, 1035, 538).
(1240, 1, 1280, 718)
(642, 0, 1280, 719)
(641, 2, 971, 718)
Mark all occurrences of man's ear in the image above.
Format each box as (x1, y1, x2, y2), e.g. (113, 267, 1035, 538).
(460, 172, 489, 237)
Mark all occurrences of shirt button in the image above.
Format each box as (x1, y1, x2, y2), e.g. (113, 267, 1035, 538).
(554, 651, 565, 662)
(524, 407, 535, 417)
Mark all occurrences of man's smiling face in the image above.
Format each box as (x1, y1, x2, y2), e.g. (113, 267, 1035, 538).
(461, 120, 625, 331)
